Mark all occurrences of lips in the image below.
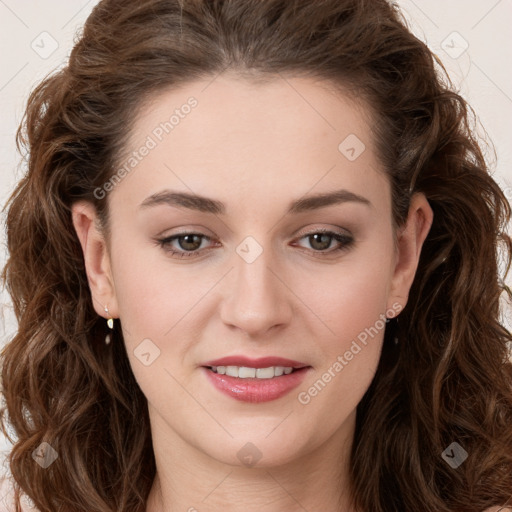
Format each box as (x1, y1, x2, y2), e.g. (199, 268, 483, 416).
(200, 355, 312, 403)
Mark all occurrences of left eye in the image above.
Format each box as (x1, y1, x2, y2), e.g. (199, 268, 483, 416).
(157, 230, 354, 258)
(295, 231, 353, 252)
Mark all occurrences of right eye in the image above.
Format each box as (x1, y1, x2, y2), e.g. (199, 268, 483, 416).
(157, 232, 216, 258)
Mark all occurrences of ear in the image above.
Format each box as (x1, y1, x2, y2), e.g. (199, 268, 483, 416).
(71, 201, 119, 319)
(387, 193, 433, 314)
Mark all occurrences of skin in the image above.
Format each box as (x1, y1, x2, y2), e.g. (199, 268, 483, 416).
(72, 73, 433, 512)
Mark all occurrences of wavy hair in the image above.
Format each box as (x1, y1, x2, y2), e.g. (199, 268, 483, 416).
(1, 0, 512, 510)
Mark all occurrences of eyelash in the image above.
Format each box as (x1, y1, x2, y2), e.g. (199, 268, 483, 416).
(156, 228, 354, 259)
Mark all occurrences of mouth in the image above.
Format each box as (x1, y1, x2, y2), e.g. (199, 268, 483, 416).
(200, 356, 311, 403)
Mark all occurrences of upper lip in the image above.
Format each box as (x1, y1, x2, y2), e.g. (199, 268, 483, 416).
(201, 356, 309, 369)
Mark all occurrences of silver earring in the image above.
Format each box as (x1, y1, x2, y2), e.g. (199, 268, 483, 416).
(104, 305, 114, 345)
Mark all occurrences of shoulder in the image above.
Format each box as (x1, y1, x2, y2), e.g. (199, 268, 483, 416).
(0, 474, 40, 512)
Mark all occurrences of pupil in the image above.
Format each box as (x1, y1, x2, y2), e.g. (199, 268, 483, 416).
(311, 233, 330, 250)
(180, 234, 200, 251)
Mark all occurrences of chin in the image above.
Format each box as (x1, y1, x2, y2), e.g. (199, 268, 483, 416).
(192, 426, 316, 469)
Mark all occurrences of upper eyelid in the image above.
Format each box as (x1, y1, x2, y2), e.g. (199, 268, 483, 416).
(294, 225, 352, 238)
(159, 223, 353, 239)
(159, 227, 352, 242)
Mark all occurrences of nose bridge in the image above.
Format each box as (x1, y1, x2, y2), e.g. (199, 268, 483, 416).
(219, 236, 292, 336)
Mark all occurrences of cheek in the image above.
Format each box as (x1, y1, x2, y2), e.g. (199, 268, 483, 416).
(108, 233, 187, 334)
(294, 283, 389, 439)
(293, 246, 394, 405)
(299, 250, 394, 348)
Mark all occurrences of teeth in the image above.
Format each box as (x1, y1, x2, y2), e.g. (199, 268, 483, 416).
(239, 366, 256, 378)
(255, 367, 274, 379)
(226, 365, 239, 377)
(209, 365, 296, 379)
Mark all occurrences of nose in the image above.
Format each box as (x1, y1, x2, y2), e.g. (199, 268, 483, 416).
(219, 243, 293, 338)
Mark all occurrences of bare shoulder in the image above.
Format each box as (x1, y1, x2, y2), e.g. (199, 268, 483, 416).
(0, 474, 40, 512)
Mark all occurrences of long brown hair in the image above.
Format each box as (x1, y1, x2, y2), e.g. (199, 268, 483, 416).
(2, 0, 512, 510)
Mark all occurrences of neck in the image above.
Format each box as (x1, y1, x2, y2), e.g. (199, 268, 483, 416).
(145, 410, 358, 512)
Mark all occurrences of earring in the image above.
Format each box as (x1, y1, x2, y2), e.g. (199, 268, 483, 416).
(392, 316, 399, 345)
(104, 305, 114, 345)
(386, 314, 399, 345)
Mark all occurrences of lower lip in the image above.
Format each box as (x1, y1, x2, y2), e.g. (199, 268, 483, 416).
(202, 367, 311, 403)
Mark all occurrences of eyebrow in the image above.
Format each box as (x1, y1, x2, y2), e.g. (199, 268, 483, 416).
(139, 188, 372, 215)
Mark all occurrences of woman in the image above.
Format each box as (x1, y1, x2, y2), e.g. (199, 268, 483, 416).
(1, 0, 511, 510)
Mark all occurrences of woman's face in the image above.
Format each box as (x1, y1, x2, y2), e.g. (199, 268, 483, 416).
(74, 74, 431, 468)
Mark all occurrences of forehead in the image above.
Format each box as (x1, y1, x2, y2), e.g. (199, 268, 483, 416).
(110, 73, 389, 216)
(128, 72, 374, 157)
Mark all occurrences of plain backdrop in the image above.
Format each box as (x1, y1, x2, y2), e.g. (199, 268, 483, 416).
(0, 0, 511, 468)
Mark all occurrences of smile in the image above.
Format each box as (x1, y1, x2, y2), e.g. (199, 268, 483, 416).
(208, 365, 295, 379)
